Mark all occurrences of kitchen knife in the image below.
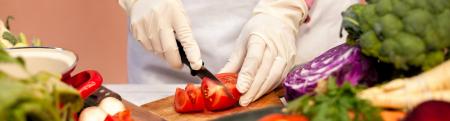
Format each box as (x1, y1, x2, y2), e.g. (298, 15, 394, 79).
(176, 40, 235, 99)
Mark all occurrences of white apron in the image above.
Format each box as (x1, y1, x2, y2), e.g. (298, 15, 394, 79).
(127, 0, 359, 84)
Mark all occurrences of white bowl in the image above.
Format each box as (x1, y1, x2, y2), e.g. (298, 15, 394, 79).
(6, 47, 78, 78)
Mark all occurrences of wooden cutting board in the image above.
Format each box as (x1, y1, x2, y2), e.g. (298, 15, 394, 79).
(123, 100, 165, 121)
(140, 88, 285, 121)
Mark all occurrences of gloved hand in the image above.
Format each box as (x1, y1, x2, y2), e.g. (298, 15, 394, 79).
(118, 0, 203, 70)
(219, 0, 310, 106)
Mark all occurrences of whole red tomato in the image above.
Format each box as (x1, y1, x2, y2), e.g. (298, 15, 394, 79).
(201, 73, 241, 111)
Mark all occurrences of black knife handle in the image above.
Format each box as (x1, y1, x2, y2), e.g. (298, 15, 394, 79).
(176, 40, 203, 76)
(84, 86, 122, 107)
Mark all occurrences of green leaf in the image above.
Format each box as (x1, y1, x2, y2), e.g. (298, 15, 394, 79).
(0, 45, 83, 120)
(2, 32, 18, 45)
(326, 77, 338, 91)
(285, 77, 382, 121)
(0, 49, 25, 67)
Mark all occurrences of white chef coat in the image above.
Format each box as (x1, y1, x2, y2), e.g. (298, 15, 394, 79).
(127, 0, 359, 84)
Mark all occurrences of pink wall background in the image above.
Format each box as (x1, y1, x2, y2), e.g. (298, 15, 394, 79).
(0, 0, 128, 83)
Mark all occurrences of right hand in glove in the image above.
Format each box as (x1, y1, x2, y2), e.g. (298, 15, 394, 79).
(219, 0, 310, 106)
(119, 0, 203, 70)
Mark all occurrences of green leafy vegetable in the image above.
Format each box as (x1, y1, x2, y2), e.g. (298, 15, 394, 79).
(1, 16, 42, 48)
(285, 77, 382, 121)
(0, 49, 25, 67)
(0, 49, 83, 121)
(342, 0, 450, 74)
(2, 31, 18, 45)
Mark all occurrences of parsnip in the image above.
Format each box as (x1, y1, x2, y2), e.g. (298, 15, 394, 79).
(363, 90, 450, 109)
(386, 60, 450, 92)
(358, 60, 450, 110)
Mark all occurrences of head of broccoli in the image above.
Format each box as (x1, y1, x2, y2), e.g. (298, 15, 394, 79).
(341, 0, 450, 74)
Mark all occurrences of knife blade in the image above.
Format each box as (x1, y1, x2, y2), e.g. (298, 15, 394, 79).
(176, 40, 235, 99)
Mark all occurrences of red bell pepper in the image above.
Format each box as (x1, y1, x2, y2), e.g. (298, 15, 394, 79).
(63, 70, 103, 99)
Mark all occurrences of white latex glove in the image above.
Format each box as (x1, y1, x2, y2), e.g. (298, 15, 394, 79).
(119, 0, 203, 70)
(220, 0, 310, 106)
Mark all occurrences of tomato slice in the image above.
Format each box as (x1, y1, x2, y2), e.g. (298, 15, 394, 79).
(174, 84, 204, 113)
(259, 114, 309, 121)
(201, 73, 241, 111)
(174, 73, 240, 113)
(174, 88, 195, 113)
(185, 83, 205, 111)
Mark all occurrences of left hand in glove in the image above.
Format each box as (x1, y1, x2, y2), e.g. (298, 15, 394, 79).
(219, 0, 311, 106)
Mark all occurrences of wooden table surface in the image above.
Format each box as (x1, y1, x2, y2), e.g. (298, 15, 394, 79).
(123, 100, 165, 121)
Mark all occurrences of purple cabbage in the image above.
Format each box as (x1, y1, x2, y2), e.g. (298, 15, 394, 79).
(283, 44, 377, 101)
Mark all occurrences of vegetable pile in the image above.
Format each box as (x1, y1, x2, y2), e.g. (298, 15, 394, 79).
(1, 16, 41, 48)
(285, 77, 382, 121)
(280, 0, 450, 120)
(0, 16, 132, 121)
(283, 44, 377, 100)
(0, 49, 83, 121)
(174, 73, 241, 113)
(342, 0, 450, 71)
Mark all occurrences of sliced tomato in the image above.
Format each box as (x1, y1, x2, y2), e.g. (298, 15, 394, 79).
(174, 84, 204, 113)
(201, 73, 241, 111)
(174, 88, 195, 113)
(185, 83, 205, 111)
(259, 113, 309, 121)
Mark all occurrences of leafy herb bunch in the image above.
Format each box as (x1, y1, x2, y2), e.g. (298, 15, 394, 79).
(285, 77, 382, 121)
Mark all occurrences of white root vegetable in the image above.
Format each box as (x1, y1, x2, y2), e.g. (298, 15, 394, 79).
(362, 90, 450, 109)
(79, 107, 108, 121)
(98, 97, 126, 115)
(358, 60, 450, 110)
